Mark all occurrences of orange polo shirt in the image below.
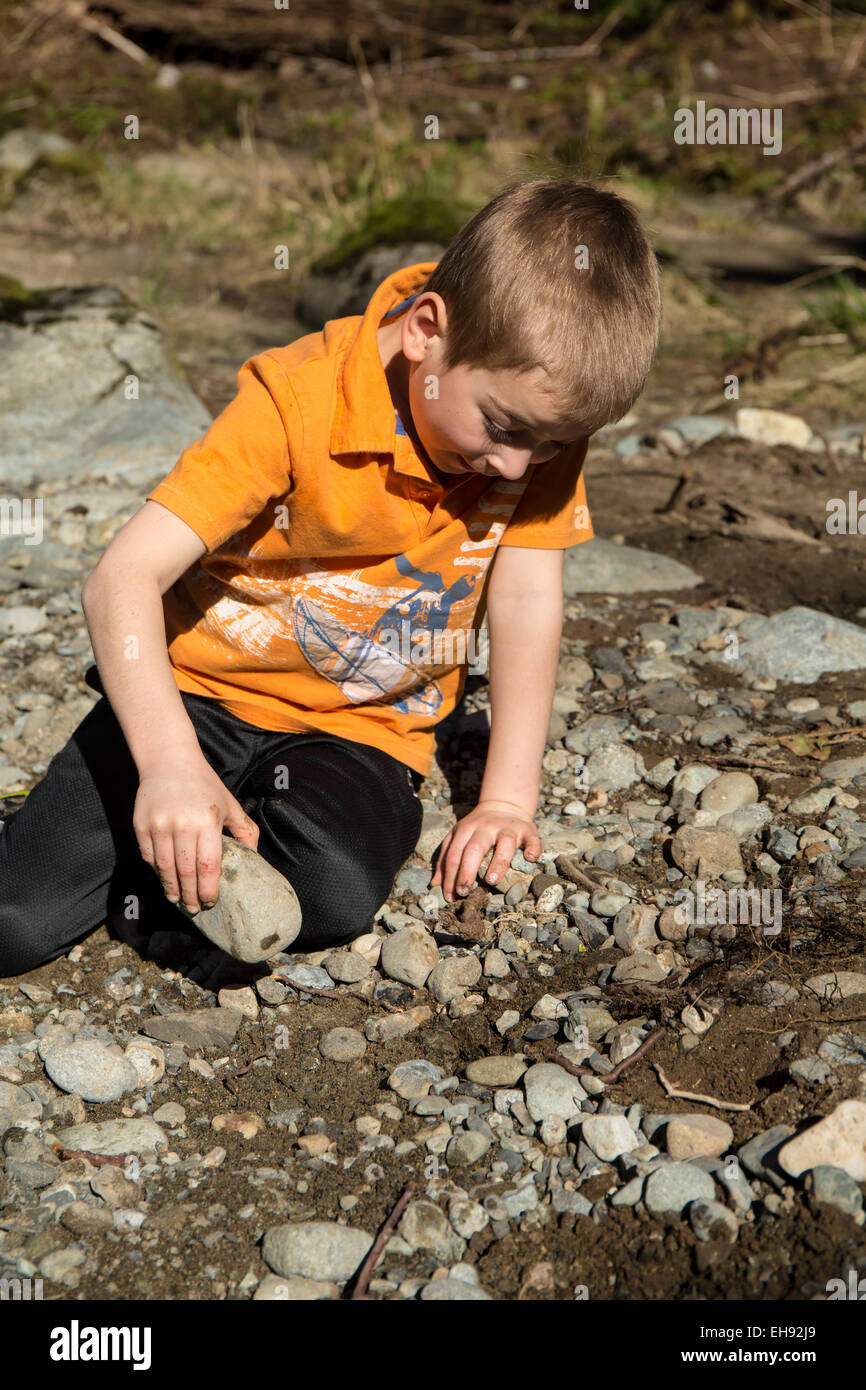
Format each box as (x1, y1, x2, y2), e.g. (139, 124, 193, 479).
(146, 262, 593, 777)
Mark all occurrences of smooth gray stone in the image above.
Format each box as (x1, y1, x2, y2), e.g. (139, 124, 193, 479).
(140, 1006, 244, 1050)
(563, 539, 702, 596)
(736, 1124, 795, 1189)
(809, 1165, 865, 1220)
(43, 1042, 138, 1103)
(0, 284, 212, 484)
(644, 1162, 717, 1216)
(738, 607, 866, 683)
(262, 1221, 374, 1283)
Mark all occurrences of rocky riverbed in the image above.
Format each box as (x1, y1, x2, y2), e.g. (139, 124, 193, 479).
(2, 380, 866, 1300)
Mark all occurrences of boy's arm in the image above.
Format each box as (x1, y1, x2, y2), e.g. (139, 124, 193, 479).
(478, 545, 564, 818)
(81, 500, 211, 775)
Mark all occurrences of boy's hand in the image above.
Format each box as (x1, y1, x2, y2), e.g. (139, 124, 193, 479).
(430, 798, 541, 904)
(133, 757, 260, 915)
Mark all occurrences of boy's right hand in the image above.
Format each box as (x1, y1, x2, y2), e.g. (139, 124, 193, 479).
(133, 757, 260, 915)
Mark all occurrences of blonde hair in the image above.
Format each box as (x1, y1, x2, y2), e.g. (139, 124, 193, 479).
(423, 177, 662, 438)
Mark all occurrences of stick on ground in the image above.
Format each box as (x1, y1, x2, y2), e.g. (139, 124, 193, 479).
(654, 1063, 753, 1112)
(350, 1181, 416, 1300)
(544, 1026, 665, 1085)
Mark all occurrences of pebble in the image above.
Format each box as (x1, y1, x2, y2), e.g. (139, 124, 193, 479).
(777, 1100, 866, 1181)
(56, 1117, 167, 1156)
(807, 1165, 865, 1221)
(254, 1274, 340, 1300)
(580, 1114, 640, 1161)
(495, 1011, 521, 1036)
(262, 1221, 375, 1283)
(123, 1039, 165, 1087)
(365, 1005, 432, 1044)
(665, 1114, 733, 1160)
(739, 607, 866, 683)
(419, 1276, 491, 1300)
(612, 903, 659, 954)
(217, 986, 258, 1018)
(790, 1056, 833, 1085)
(427, 954, 482, 1005)
(141, 1007, 244, 1049)
(448, 1196, 489, 1238)
(643, 1162, 717, 1216)
(689, 1199, 739, 1243)
(324, 951, 372, 984)
(212, 1111, 265, 1139)
(670, 826, 744, 878)
(319, 1027, 367, 1062)
(523, 1062, 586, 1122)
(445, 1131, 491, 1166)
(379, 927, 439, 988)
(388, 1059, 444, 1099)
(399, 1200, 465, 1263)
(804, 972, 866, 1001)
(0, 1079, 43, 1124)
(465, 1055, 527, 1087)
(584, 743, 645, 791)
(698, 771, 758, 817)
(563, 539, 702, 594)
(43, 1041, 138, 1102)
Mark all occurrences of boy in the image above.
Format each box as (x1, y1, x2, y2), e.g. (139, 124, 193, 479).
(0, 176, 661, 977)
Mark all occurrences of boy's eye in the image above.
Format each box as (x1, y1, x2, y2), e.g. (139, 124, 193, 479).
(484, 416, 516, 444)
(484, 415, 568, 451)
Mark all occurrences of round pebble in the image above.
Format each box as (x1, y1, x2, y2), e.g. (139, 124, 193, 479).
(319, 1027, 367, 1062)
(44, 1041, 138, 1102)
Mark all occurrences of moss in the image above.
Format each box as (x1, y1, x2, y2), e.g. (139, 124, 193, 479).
(308, 187, 475, 275)
(32, 149, 105, 185)
(68, 103, 116, 138)
(799, 274, 866, 348)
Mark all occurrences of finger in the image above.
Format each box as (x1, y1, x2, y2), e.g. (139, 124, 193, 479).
(151, 828, 181, 904)
(225, 802, 259, 851)
(483, 829, 518, 886)
(173, 828, 202, 914)
(521, 828, 543, 863)
(430, 834, 452, 890)
(440, 828, 480, 902)
(196, 824, 223, 910)
(450, 832, 494, 900)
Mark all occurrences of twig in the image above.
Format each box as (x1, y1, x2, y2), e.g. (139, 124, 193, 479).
(49, 1143, 128, 1168)
(655, 469, 692, 515)
(273, 974, 402, 1013)
(64, 0, 151, 64)
(697, 753, 795, 773)
(349, 1181, 416, 1300)
(544, 1026, 665, 1085)
(763, 127, 866, 204)
(743, 1013, 866, 1035)
(653, 1063, 753, 1112)
(554, 854, 605, 892)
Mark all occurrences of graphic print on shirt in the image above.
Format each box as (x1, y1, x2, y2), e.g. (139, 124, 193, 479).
(188, 478, 527, 715)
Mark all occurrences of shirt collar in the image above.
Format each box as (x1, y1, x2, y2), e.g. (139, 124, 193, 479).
(330, 261, 440, 479)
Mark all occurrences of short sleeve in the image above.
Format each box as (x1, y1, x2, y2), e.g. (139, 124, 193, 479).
(145, 351, 297, 553)
(497, 439, 593, 550)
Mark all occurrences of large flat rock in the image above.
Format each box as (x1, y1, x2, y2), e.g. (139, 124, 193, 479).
(563, 538, 702, 595)
(0, 283, 211, 486)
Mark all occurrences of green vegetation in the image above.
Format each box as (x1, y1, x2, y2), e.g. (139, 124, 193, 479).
(800, 275, 866, 349)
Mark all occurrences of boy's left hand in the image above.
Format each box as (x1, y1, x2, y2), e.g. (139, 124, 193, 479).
(430, 799, 542, 904)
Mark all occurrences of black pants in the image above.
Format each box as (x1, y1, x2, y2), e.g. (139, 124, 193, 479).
(0, 665, 424, 977)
